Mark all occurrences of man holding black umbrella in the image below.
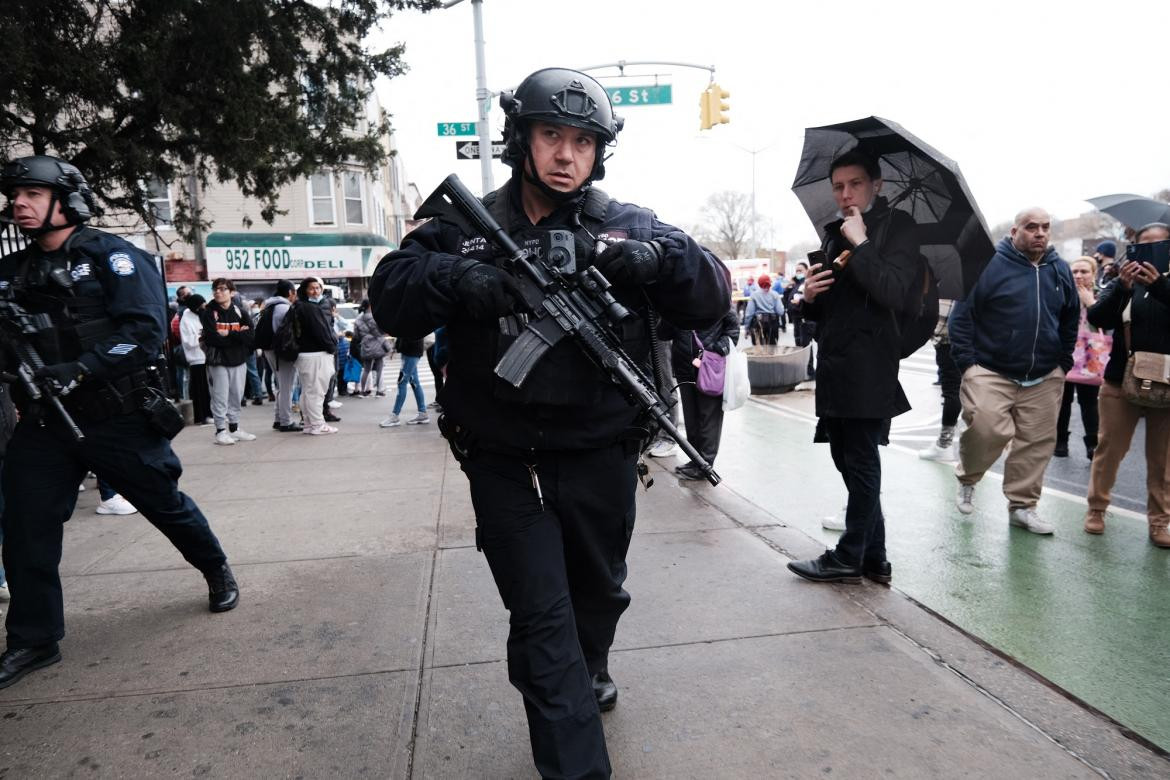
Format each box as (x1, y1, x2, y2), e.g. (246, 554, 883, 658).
(786, 149, 920, 584)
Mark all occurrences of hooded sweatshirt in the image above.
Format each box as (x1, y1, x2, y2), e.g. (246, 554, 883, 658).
(949, 237, 1078, 382)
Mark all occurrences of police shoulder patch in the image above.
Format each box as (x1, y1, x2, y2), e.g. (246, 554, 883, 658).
(108, 252, 136, 276)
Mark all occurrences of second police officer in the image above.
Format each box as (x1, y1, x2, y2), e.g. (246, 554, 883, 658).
(0, 156, 239, 691)
(370, 67, 730, 778)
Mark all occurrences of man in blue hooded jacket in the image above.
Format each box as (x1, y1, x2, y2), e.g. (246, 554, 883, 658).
(948, 207, 1079, 533)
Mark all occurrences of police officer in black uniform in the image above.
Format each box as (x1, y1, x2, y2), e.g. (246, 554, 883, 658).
(369, 68, 730, 779)
(0, 156, 239, 690)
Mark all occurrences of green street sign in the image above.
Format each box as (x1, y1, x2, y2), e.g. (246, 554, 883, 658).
(605, 85, 672, 107)
(437, 122, 478, 137)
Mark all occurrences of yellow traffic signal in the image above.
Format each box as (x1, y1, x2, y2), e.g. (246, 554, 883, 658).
(705, 82, 730, 128)
(699, 86, 713, 130)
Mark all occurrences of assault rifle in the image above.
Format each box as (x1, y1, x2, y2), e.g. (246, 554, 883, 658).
(415, 174, 720, 486)
(0, 293, 86, 442)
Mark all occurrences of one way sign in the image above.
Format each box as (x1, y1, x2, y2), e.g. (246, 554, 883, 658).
(455, 139, 505, 160)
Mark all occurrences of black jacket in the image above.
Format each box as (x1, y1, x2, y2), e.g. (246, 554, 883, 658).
(292, 299, 337, 354)
(0, 227, 167, 380)
(1088, 274, 1170, 385)
(200, 301, 252, 367)
(805, 197, 919, 419)
(368, 177, 730, 451)
(660, 308, 740, 383)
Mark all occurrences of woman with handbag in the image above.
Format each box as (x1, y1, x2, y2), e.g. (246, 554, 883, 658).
(1084, 223, 1170, 546)
(659, 306, 739, 481)
(1055, 256, 1109, 459)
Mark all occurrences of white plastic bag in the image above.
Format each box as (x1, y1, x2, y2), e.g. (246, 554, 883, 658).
(723, 343, 750, 411)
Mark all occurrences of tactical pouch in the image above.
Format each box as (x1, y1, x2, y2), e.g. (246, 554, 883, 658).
(141, 394, 185, 439)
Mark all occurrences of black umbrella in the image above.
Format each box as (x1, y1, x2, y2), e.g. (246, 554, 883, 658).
(791, 116, 994, 300)
(1086, 194, 1170, 230)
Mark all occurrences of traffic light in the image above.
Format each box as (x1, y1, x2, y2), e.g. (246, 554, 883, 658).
(699, 86, 713, 130)
(704, 82, 730, 129)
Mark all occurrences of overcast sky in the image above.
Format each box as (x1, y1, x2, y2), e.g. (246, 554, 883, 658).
(372, 0, 1170, 250)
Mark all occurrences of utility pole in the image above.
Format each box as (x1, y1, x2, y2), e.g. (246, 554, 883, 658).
(470, 0, 494, 194)
(443, 0, 495, 195)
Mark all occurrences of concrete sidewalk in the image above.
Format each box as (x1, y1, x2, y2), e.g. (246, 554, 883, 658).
(0, 396, 1165, 778)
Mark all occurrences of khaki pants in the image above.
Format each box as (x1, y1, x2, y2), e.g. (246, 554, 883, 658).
(1087, 382, 1170, 525)
(956, 365, 1065, 508)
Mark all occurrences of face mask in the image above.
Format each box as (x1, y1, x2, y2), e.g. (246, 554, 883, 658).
(309, 295, 322, 303)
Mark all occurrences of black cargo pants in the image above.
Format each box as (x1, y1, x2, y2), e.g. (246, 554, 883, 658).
(1, 413, 228, 648)
(460, 443, 638, 780)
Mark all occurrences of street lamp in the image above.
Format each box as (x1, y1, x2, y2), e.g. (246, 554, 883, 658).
(731, 140, 780, 260)
(442, 0, 494, 195)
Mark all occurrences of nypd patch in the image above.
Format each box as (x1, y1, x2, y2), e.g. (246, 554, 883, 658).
(108, 252, 136, 276)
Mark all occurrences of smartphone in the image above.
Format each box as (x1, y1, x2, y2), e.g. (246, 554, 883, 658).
(1125, 240, 1170, 274)
(806, 249, 830, 275)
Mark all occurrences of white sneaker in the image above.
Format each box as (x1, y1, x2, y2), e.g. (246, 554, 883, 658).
(379, 414, 401, 428)
(821, 504, 847, 531)
(647, 439, 678, 458)
(96, 494, 138, 515)
(407, 413, 430, 425)
(328, 400, 343, 409)
(1009, 507, 1055, 535)
(214, 429, 236, 445)
(0, 582, 9, 601)
(78, 482, 86, 492)
(956, 484, 976, 515)
(304, 424, 338, 435)
(918, 441, 957, 463)
(230, 429, 257, 442)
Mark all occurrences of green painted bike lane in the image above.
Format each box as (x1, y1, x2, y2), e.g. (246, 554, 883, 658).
(711, 398, 1170, 751)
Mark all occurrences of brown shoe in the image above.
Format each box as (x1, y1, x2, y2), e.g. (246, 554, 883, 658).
(1083, 510, 1105, 535)
(1150, 523, 1170, 548)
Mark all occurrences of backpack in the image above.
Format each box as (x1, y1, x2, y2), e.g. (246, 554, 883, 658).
(274, 304, 302, 363)
(896, 256, 940, 359)
(252, 302, 282, 350)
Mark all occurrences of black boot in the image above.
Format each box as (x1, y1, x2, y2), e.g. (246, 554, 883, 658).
(592, 670, 618, 712)
(1053, 436, 1069, 457)
(204, 563, 239, 613)
(0, 643, 61, 690)
(1084, 434, 1097, 461)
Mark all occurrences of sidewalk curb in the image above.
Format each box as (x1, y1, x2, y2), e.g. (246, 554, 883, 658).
(653, 458, 1170, 779)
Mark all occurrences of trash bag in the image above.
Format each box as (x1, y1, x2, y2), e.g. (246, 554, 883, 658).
(723, 343, 750, 411)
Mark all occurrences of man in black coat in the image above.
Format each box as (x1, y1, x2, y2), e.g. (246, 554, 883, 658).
(787, 149, 919, 585)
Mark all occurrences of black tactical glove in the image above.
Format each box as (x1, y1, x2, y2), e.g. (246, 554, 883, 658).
(595, 240, 662, 285)
(451, 260, 522, 321)
(35, 361, 88, 395)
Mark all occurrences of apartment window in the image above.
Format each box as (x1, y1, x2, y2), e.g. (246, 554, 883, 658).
(145, 178, 172, 226)
(308, 173, 336, 225)
(343, 171, 364, 225)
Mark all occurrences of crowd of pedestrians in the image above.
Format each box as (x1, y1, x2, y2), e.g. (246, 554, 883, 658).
(167, 276, 443, 439)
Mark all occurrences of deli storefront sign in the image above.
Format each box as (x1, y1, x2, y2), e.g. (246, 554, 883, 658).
(204, 232, 394, 279)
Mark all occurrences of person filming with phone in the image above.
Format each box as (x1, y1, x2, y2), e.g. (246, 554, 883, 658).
(786, 149, 920, 585)
(1083, 222, 1170, 546)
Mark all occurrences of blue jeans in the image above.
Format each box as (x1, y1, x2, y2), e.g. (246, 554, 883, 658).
(392, 355, 426, 415)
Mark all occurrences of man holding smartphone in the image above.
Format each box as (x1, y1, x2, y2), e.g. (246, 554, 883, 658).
(786, 149, 920, 584)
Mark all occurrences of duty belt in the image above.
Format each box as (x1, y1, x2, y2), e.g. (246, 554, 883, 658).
(63, 370, 165, 421)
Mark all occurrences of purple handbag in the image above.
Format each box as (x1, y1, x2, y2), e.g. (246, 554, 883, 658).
(693, 333, 726, 397)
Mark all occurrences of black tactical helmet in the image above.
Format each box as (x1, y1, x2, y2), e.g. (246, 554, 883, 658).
(500, 67, 624, 184)
(1, 154, 98, 228)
